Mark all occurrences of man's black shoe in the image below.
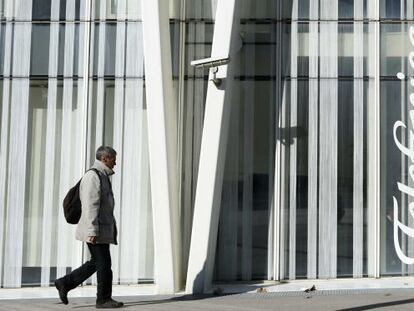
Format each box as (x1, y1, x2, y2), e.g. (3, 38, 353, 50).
(96, 298, 124, 309)
(54, 278, 69, 305)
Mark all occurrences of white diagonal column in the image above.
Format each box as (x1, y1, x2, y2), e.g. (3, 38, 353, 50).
(185, 0, 240, 294)
(141, 0, 181, 294)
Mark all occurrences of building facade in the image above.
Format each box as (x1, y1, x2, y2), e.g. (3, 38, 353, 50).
(0, 0, 413, 294)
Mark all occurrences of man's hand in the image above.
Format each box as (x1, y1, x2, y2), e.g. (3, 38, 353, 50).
(88, 236, 97, 244)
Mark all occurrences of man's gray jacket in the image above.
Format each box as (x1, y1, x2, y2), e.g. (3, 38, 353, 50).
(75, 160, 118, 245)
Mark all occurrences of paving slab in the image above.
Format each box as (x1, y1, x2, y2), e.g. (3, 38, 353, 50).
(1, 289, 414, 311)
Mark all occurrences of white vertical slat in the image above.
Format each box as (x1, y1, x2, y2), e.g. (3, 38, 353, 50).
(3, 0, 13, 20)
(14, 0, 32, 21)
(66, 12, 81, 275)
(135, 79, 152, 280)
(267, 22, 277, 280)
(185, 0, 239, 293)
(25, 97, 45, 272)
(127, 0, 141, 20)
(307, 0, 319, 280)
(367, 0, 380, 278)
(318, 0, 338, 279)
(289, 0, 298, 280)
(242, 38, 255, 281)
(56, 1, 78, 278)
(85, 4, 96, 166)
(66, 0, 76, 20)
(3, 80, 30, 288)
(79, 0, 92, 282)
(40, 1, 61, 284)
(112, 76, 124, 284)
(142, 0, 180, 292)
(139, 105, 154, 279)
(272, 0, 283, 281)
(3, 16, 32, 287)
(118, 21, 145, 284)
(56, 80, 75, 279)
(74, 3, 88, 272)
(73, 53, 85, 273)
(408, 0, 414, 19)
(0, 21, 13, 288)
(40, 78, 58, 286)
(279, 78, 289, 280)
(111, 0, 126, 283)
(50, 0, 60, 21)
(353, 0, 364, 276)
(95, 1, 107, 149)
(119, 78, 143, 283)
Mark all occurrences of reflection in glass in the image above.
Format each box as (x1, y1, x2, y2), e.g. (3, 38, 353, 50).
(280, 14, 369, 279)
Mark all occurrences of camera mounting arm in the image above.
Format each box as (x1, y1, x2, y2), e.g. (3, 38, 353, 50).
(190, 56, 230, 88)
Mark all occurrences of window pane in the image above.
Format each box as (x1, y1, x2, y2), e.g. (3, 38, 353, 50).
(380, 23, 414, 276)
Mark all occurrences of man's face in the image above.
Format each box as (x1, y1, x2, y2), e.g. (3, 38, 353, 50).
(102, 155, 116, 170)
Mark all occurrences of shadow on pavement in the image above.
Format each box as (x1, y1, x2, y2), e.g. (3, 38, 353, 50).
(336, 298, 414, 311)
(72, 294, 235, 308)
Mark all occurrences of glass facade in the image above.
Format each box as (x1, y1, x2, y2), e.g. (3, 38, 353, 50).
(278, 1, 372, 280)
(0, 0, 153, 287)
(1, 0, 414, 290)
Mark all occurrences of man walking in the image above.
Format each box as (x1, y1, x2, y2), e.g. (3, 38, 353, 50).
(55, 146, 123, 309)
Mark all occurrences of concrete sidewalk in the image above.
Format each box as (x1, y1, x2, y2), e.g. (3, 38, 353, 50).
(1, 289, 414, 311)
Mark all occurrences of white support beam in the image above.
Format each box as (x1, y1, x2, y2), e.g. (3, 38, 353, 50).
(185, 0, 240, 294)
(141, 0, 181, 294)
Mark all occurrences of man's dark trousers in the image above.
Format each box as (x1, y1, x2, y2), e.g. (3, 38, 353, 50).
(60, 243, 112, 303)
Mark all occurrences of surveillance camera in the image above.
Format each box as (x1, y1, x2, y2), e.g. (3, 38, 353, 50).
(190, 56, 230, 69)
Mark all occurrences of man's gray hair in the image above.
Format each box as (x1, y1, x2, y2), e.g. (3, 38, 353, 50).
(96, 146, 117, 160)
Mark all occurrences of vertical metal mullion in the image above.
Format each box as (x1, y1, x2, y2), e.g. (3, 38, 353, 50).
(374, 0, 381, 279)
(82, 1, 92, 181)
(80, 0, 92, 273)
(307, 0, 319, 280)
(267, 18, 278, 281)
(273, 0, 283, 282)
(367, 0, 381, 279)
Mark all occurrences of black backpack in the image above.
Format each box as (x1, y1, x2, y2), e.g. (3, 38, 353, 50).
(63, 168, 101, 224)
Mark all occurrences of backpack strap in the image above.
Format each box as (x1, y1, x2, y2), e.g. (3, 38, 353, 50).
(87, 168, 102, 191)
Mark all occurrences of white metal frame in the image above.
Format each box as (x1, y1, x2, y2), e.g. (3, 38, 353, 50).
(185, 0, 240, 294)
(141, 0, 181, 294)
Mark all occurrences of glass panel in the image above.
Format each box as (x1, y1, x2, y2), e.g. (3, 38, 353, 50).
(186, 0, 217, 20)
(90, 22, 143, 78)
(280, 20, 370, 280)
(32, 0, 52, 21)
(93, 0, 142, 20)
(22, 79, 83, 286)
(212, 19, 277, 281)
(240, 0, 278, 19)
(381, 23, 413, 77)
(87, 17, 153, 283)
(30, 24, 50, 76)
(282, 0, 369, 20)
(380, 0, 401, 20)
(380, 22, 414, 276)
